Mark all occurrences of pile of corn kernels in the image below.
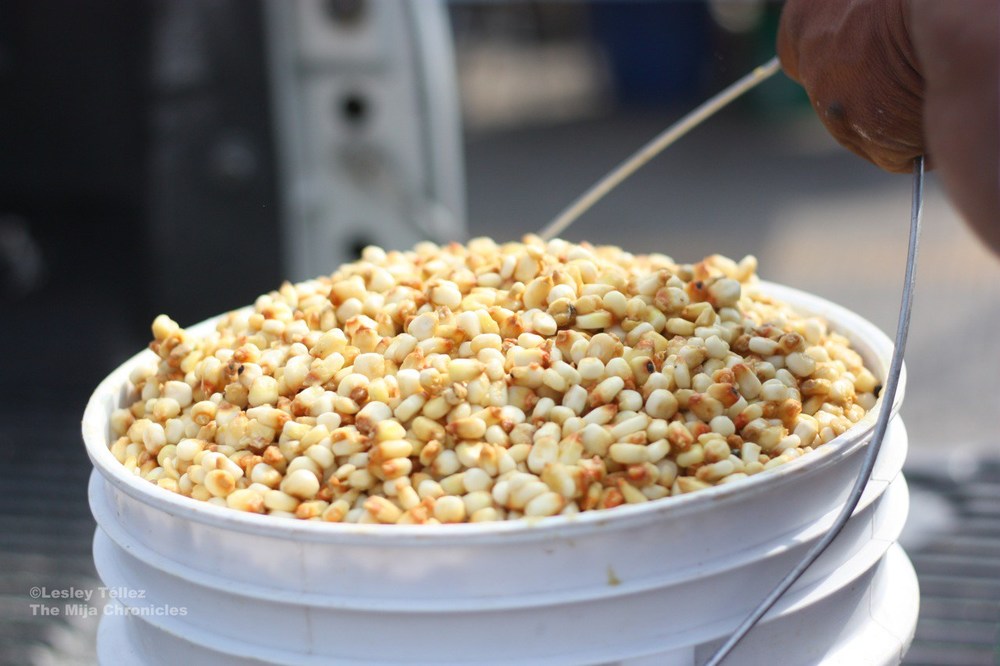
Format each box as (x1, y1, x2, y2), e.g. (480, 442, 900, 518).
(109, 236, 879, 524)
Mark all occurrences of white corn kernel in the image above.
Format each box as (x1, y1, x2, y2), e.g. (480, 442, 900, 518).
(609, 443, 647, 465)
(524, 491, 564, 517)
(248, 376, 279, 407)
(645, 389, 678, 419)
(162, 381, 194, 408)
(749, 336, 779, 356)
(433, 495, 467, 523)
(281, 468, 320, 500)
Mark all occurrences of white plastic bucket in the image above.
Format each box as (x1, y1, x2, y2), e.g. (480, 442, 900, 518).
(82, 282, 918, 665)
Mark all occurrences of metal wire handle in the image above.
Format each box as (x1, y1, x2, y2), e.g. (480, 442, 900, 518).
(702, 155, 924, 665)
(538, 57, 781, 241)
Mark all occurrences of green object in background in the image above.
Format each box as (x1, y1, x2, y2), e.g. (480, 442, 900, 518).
(748, 4, 810, 113)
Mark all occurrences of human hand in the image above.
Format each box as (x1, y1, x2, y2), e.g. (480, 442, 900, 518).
(777, 0, 924, 173)
(778, 0, 999, 253)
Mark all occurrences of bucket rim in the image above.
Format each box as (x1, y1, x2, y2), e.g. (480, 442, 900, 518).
(82, 280, 904, 543)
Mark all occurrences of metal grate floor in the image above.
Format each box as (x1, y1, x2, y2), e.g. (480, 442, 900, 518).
(903, 461, 1000, 666)
(0, 415, 100, 666)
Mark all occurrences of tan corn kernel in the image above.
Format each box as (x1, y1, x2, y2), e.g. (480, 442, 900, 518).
(508, 479, 549, 510)
(590, 376, 625, 406)
(462, 490, 494, 516)
(418, 478, 445, 500)
(470, 507, 500, 522)
(433, 495, 467, 523)
(226, 488, 265, 513)
(618, 481, 648, 504)
(374, 439, 412, 461)
(697, 460, 735, 482)
(364, 496, 403, 524)
(157, 478, 179, 493)
(202, 468, 236, 497)
(524, 491, 565, 517)
(382, 457, 413, 480)
(448, 416, 487, 441)
(263, 489, 299, 512)
(111, 408, 135, 437)
(320, 499, 351, 522)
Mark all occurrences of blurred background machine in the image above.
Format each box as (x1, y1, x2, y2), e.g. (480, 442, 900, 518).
(1, 2, 999, 664)
(1, 0, 464, 327)
(263, 0, 465, 282)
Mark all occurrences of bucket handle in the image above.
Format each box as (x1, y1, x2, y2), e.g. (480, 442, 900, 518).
(533, 58, 924, 664)
(704, 156, 923, 665)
